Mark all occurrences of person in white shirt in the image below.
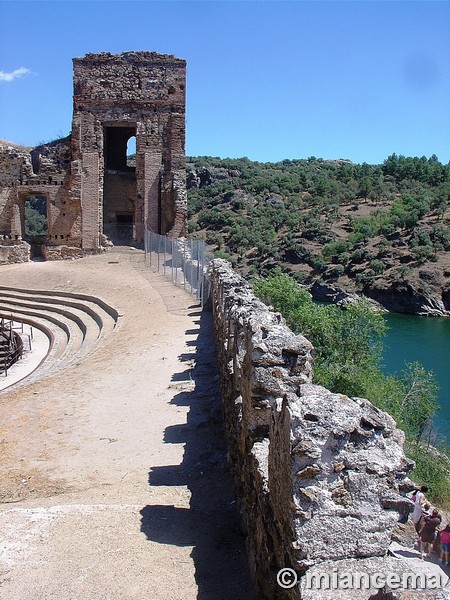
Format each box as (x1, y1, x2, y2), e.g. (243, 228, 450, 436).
(411, 485, 429, 533)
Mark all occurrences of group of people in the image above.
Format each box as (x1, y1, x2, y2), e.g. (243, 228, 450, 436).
(410, 485, 450, 565)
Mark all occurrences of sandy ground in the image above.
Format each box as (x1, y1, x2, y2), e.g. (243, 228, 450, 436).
(0, 248, 257, 600)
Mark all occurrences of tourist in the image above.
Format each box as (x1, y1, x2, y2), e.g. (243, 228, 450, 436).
(411, 485, 429, 533)
(419, 508, 442, 559)
(440, 524, 450, 566)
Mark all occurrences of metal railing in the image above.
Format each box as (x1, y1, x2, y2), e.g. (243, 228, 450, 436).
(144, 230, 213, 307)
(0, 317, 25, 376)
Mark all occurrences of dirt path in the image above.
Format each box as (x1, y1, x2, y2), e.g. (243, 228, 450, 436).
(0, 248, 256, 600)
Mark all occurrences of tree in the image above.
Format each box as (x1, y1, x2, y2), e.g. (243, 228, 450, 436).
(397, 362, 439, 444)
(253, 272, 386, 396)
(24, 195, 48, 237)
(357, 176, 373, 200)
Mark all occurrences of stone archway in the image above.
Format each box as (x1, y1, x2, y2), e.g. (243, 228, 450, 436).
(102, 124, 137, 245)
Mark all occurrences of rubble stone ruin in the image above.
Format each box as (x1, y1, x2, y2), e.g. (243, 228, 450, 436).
(0, 51, 187, 262)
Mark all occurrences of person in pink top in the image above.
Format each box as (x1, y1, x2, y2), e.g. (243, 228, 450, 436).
(440, 524, 450, 566)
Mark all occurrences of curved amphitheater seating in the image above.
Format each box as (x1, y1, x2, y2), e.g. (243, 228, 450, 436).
(0, 286, 120, 389)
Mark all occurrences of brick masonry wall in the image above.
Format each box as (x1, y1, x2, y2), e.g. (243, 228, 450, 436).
(72, 51, 187, 242)
(0, 139, 79, 252)
(72, 52, 185, 109)
(0, 141, 34, 184)
(103, 172, 136, 240)
(0, 240, 30, 264)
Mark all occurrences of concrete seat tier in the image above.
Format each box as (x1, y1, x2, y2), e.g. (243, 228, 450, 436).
(0, 286, 119, 391)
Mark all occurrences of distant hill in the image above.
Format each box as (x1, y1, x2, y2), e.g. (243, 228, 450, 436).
(186, 154, 450, 316)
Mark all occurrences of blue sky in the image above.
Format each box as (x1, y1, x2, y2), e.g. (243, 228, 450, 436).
(0, 0, 449, 164)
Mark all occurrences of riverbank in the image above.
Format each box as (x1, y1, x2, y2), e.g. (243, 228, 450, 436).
(383, 311, 450, 445)
(310, 280, 450, 317)
(309, 282, 450, 444)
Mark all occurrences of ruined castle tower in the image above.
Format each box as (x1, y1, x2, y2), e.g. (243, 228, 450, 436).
(71, 51, 187, 250)
(0, 51, 187, 262)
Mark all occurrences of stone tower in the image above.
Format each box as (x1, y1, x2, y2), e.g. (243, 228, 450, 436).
(71, 51, 187, 250)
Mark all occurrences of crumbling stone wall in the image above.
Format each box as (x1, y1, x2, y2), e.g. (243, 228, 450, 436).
(209, 259, 414, 600)
(0, 239, 30, 263)
(0, 51, 187, 263)
(0, 141, 32, 240)
(0, 137, 78, 261)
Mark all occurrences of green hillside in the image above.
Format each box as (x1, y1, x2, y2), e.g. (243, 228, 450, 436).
(187, 154, 450, 314)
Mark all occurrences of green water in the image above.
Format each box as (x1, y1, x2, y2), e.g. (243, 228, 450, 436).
(382, 312, 450, 445)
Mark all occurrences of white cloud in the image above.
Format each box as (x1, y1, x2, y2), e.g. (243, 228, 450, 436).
(0, 67, 32, 82)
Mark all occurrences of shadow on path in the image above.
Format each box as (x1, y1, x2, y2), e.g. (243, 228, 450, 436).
(140, 308, 258, 600)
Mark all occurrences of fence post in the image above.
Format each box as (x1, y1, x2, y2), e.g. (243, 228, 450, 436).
(189, 239, 194, 297)
(171, 237, 174, 283)
(200, 244, 204, 308)
(143, 229, 211, 307)
(163, 236, 167, 276)
(157, 234, 160, 272)
(182, 240, 186, 290)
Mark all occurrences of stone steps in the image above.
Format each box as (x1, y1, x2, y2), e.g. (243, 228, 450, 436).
(0, 286, 119, 389)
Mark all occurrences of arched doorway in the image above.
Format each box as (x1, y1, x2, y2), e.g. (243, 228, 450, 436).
(23, 194, 48, 258)
(102, 124, 137, 245)
(127, 136, 136, 167)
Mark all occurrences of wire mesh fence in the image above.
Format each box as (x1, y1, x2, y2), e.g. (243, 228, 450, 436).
(144, 230, 213, 307)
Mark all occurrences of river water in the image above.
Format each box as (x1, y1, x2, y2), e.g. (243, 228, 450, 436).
(382, 312, 450, 445)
